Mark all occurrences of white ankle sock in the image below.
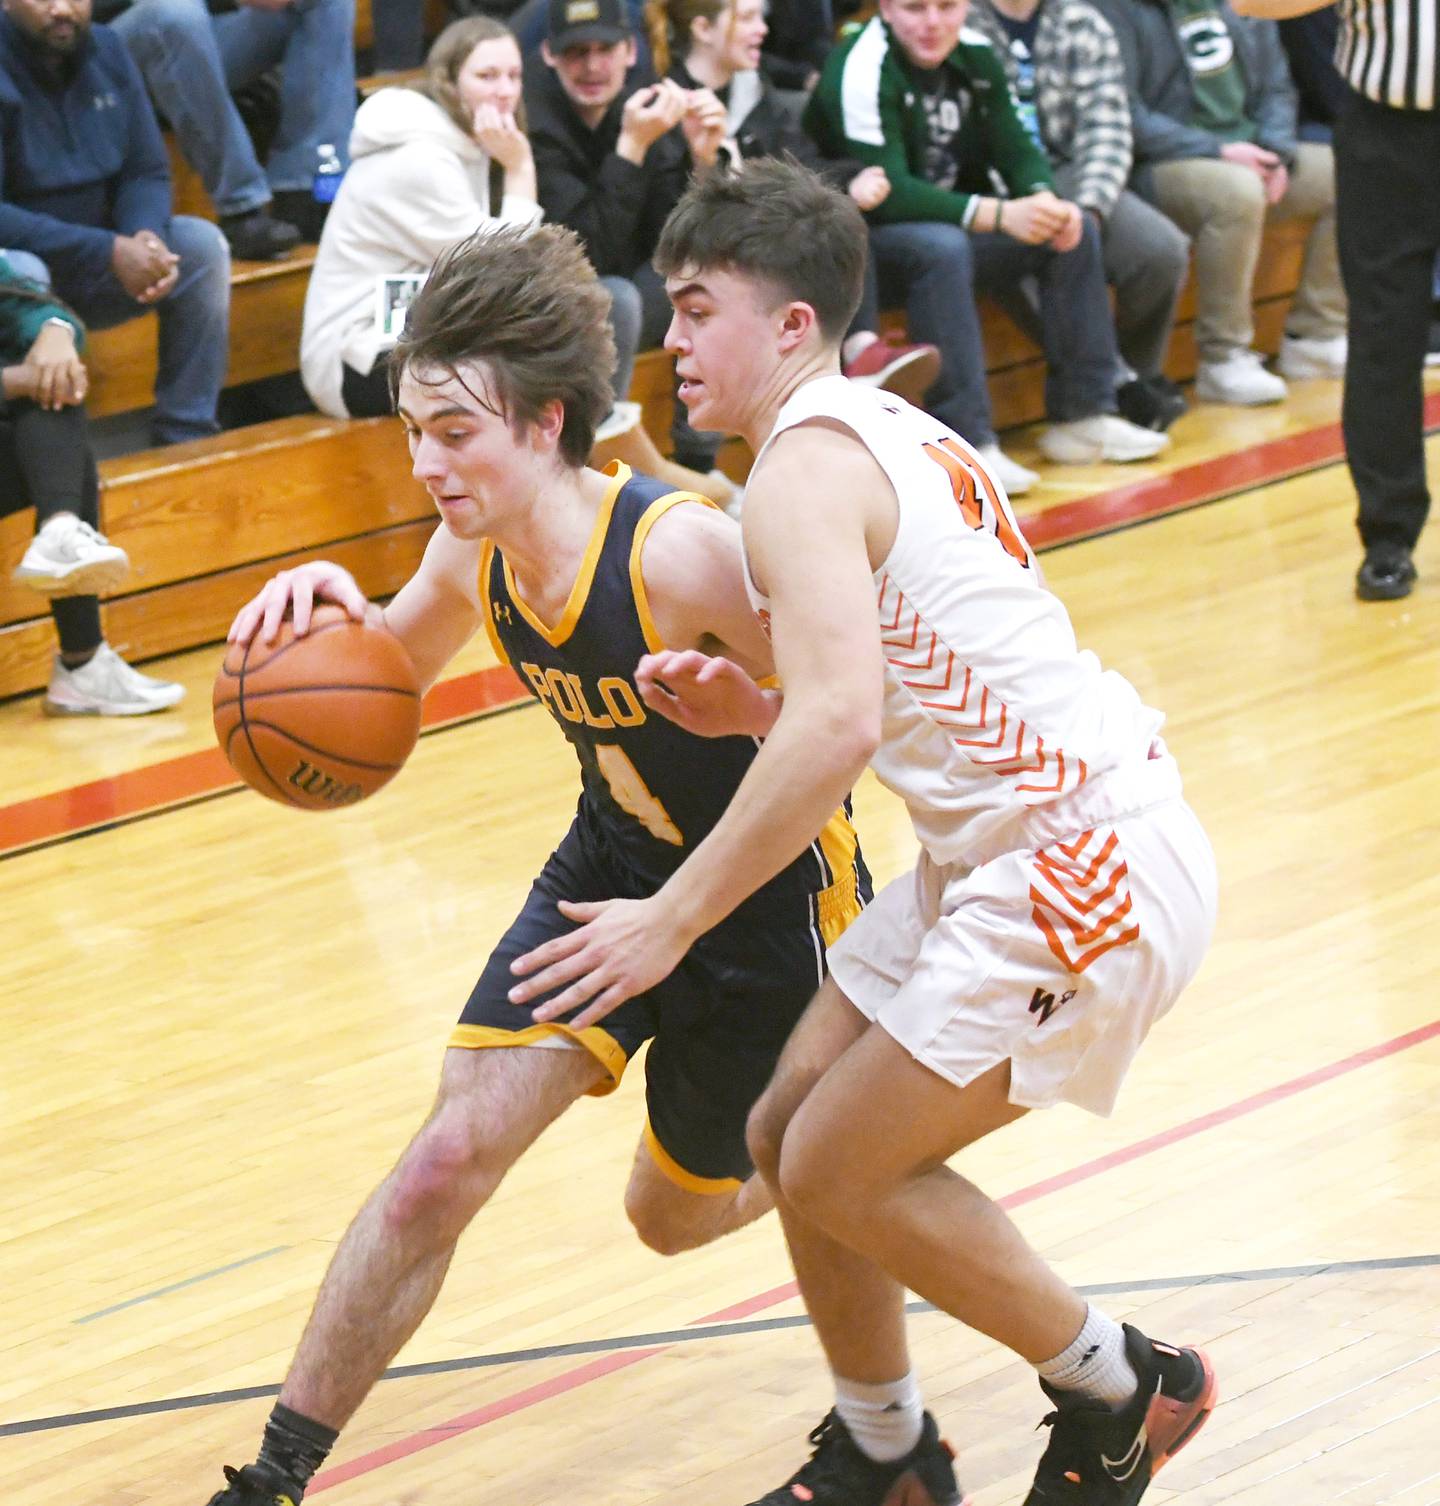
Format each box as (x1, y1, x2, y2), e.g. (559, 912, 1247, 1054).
(833, 1372, 924, 1462)
(1036, 1306, 1138, 1408)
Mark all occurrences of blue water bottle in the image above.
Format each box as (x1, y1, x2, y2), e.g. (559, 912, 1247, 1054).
(312, 143, 345, 215)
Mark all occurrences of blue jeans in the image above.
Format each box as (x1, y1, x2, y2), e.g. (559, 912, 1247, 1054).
(34, 217, 230, 444)
(112, 0, 356, 214)
(865, 217, 1119, 446)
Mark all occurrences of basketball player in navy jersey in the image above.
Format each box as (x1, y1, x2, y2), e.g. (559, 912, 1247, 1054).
(203, 222, 870, 1506)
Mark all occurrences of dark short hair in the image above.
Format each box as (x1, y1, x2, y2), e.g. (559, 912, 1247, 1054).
(390, 224, 616, 467)
(654, 157, 866, 343)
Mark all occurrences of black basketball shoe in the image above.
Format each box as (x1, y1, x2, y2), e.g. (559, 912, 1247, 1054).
(204, 1463, 302, 1506)
(744, 1409, 967, 1506)
(1022, 1324, 1216, 1505)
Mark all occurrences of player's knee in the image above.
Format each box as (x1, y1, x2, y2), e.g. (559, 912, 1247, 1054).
(744, 1093, 787, 1185)
(384, 1118, 500, 1234)
(774, 1133, 846, 1231)
(624, 1185, 708, 1256)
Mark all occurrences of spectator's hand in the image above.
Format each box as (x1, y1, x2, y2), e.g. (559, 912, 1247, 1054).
(617, 79, 689, 163)
(23, 320, 88, 410)
(1219, 140, 1281, 183)
(681, 87, 728, 167)
(227, 561, 374, 647)
(1047, 200, 1085, 253)
(112, 231, 179, 303)
(1262, 161, 1289, 205)
(1001, 191, 1070, 244)
(848, 165, 891, 212)
(473, 102, 532, 174)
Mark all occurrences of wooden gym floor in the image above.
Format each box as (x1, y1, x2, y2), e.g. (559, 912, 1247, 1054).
(2, 376, 1439, 1505)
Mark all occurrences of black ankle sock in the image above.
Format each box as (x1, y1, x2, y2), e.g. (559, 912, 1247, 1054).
(256, 1403, 339, 1495)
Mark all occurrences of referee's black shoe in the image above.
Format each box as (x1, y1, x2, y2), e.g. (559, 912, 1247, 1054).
(1356, 544, 1417, 601)
(744, 1410, 966, 1506)
(204, 1463, 302, 1506)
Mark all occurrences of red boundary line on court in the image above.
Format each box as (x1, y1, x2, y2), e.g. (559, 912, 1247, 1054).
(309, 1014, 1440, 1492)
(1, 405, 1376, 858)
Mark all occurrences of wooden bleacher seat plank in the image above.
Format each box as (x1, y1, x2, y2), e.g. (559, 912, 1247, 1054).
(85, 248, 315, 420)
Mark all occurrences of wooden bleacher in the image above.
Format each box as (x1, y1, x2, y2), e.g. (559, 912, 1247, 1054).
(0, 61, 1313, 700)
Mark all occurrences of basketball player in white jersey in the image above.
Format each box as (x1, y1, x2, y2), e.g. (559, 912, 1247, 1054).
(508, 159, 1220, 1506)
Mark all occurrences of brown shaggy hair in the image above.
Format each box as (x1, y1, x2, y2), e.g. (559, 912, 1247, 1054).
(390, 223, 616, 467)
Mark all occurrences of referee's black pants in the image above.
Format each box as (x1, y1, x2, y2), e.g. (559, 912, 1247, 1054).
(1334, 91, 1440, 554)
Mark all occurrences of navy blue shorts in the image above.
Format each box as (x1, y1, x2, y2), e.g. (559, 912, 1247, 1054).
(453, 817, 863, 1189)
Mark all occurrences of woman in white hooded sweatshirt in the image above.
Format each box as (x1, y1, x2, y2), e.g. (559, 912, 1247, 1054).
(300, 18, 541, 419)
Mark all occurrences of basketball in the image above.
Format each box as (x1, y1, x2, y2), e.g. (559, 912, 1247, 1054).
(213, 604, 422, 811)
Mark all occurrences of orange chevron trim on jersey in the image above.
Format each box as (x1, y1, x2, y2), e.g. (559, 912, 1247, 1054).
(1029, 827, 1141, 973)
(877, 574, 1089, 803)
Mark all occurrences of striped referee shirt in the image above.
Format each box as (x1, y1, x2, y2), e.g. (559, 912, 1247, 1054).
(1336, 0, 1438, 109)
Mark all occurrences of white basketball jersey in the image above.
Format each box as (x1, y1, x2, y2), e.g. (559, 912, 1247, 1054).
(748, 376, 1166, 868)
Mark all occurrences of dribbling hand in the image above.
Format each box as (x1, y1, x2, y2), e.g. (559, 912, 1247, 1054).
(227, 561, 373, 647)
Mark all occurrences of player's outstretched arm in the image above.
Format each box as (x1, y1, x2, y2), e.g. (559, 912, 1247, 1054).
(227, 560, 377, 646)
(508, 425, 890, 1028)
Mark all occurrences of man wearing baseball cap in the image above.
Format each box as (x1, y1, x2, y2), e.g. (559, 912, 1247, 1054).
(526, 0, 736, 497)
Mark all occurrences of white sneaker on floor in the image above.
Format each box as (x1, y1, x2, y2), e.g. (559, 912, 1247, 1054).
(1195, 350, 1288, 405)
(13, 514, 130, 597)
(44, 643, 186, 717)
(1037, 414, 1170, 465)
(1277, 333, 1346, 380)
(976, 443, 1039, 496)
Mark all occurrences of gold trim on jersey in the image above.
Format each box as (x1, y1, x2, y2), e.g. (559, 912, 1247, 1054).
(628, 489, 721, 654)
(448, 1022, 628, 1096)
(501, 462, 629, 647)
(477, 539, 510, 667)
(642, 1118, 744, 1196)
(814, 808, 864, 947)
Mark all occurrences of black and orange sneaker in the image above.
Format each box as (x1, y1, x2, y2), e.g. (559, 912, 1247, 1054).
(745, 1409, 967, 1506)
(204, 1464, 301, 1506)
(1022, 1324, 1216, 1504)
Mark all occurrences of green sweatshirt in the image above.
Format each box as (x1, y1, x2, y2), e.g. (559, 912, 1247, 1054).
(803, 15, 1054, 228)
(0, 251, 85, 363)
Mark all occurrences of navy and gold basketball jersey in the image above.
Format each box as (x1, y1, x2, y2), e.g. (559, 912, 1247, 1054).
(479, 463, 867, 940)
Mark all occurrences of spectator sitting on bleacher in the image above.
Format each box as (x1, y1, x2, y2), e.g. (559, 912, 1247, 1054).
(648, 0, 941, 406)
(1, 251, 185, 714)
(300, 16, 542, 419)
(804, 0, 1168, 494)
(968, 0, 1192, 431)
(93, 0, 357, 260)
(0, 0, 230, 445)
(1094, 0, 1346, 404)
(525, 0, 738, 501)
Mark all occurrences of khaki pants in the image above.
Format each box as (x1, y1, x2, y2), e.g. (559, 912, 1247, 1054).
(1153, 142, 1346, 363)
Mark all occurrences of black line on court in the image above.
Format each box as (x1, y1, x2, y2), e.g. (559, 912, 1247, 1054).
(0, 696, 534, 864)
(6, 1252, 1436, 1438)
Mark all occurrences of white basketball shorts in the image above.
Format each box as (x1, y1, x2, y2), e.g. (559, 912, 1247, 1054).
(826, 754, 1217, 1116)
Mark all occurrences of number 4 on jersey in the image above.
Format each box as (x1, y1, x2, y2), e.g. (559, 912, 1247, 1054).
(596, 743, 684, 845)
(923, 437, 1032, 568)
